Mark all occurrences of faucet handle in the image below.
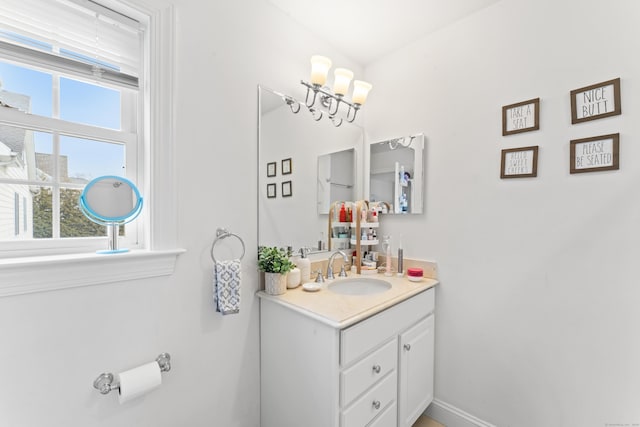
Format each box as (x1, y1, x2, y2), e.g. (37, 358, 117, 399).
(314, 269, 325, 283)
(338, 264, 348, 277)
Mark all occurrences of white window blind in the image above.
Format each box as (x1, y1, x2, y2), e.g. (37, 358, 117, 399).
(0, 0, 141, 88)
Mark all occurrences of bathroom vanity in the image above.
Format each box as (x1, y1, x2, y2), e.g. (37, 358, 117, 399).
(258, 274, 437, 427)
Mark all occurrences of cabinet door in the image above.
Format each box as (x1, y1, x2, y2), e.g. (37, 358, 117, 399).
(398, 315, 434, 427)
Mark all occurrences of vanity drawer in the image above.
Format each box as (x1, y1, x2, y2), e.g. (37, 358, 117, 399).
(368, 401, 397, 427)
(340, 288, 434, 366)
(340, 338, 397, 406)
(341, 371, 396, 427)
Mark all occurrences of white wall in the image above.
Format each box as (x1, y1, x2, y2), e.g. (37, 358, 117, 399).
(0, 1, 360, 426)
(364, 0, 640, 425)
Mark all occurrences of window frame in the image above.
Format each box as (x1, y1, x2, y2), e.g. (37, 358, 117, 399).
(0, 2, 181, 297)
(0, 103, 140, 252)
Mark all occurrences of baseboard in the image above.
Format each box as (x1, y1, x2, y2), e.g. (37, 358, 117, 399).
(424, 399, 496, 427)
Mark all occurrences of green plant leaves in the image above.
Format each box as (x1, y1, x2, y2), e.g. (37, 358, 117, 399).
(258, 246, 294, 273)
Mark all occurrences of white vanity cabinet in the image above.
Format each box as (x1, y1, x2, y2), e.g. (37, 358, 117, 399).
(399, 315, 435, 426)
(260, 287, 435, 427)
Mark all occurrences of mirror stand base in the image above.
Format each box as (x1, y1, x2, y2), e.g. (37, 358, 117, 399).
(96, 224, 128, 254)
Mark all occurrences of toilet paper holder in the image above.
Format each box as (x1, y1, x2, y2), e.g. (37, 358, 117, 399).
(93, 353, 171, 395)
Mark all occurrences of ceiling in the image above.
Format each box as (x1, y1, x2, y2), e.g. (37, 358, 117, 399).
(268, 0, 500, 66)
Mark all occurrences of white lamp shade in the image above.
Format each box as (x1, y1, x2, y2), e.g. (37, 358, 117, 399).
(310, 55, 332, 86)
(333, 68, 354, 96)
(352, 80, 373, 105)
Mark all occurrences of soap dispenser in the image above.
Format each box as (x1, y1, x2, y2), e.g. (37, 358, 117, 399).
(287, 246, 301, 289)
(296, 247, 311, 283)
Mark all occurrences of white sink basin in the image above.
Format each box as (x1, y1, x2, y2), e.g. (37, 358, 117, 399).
(327, 278, 392, 296)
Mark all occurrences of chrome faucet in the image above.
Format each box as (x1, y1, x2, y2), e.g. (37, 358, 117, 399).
(327, 250, 349, 280)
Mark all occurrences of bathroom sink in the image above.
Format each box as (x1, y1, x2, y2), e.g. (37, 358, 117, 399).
(327, 278, 392, 296)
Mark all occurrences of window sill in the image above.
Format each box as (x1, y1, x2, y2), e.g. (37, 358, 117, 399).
(0, 248, 185, 297)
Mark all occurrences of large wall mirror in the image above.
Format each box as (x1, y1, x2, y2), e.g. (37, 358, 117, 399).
(258, 85, 364, 253)
(367, 134, 425, 214)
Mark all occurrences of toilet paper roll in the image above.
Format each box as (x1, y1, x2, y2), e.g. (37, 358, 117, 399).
(117, 361, 162, 404)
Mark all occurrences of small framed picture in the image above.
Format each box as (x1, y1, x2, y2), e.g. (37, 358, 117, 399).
(500, 146, 539, 179)
(502, 98, 540, 136)
(570, 78, 621, 124)
(267, 183, 276, 198)
(570, 133, 619, 174)
(281, 158, 292, 175)
(282, 180, 292, 197)
(267, 162, 276, 177)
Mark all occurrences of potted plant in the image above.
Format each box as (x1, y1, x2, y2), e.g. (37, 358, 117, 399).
(258, 246, 295, 295)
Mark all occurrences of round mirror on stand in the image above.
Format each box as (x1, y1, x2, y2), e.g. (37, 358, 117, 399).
(79, 175, 143, 254)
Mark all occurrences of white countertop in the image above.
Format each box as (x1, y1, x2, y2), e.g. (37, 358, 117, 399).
(257, 273, 438, 329)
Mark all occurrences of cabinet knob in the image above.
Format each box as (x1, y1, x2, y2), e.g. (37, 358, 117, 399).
(372, 400, 381, 410)
(404, 343, 411, 351)
(372, 364, 381, 374)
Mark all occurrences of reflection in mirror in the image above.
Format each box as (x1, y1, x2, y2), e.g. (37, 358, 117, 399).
(79, 175, 143, 253)
(258, 85, 363, 253)
(317, 148, 356, 215)
(367, 133, 425, 214)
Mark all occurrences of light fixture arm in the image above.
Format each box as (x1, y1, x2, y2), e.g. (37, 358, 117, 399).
(345, 103, 360, 123)
(330, 116, 343, 127)
(284, 95, 301, 114)
(387, 135, 417, 150)
(308, 107, 323, 121)
(298, 63, 370, 127)
(303, 82, 321, 108)
(301, 79, 360, 122)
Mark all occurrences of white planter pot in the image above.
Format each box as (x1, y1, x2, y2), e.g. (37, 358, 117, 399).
(264, 272, 287, 295)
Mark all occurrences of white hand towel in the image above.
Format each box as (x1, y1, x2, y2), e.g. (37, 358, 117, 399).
(214, 259, 242, 315)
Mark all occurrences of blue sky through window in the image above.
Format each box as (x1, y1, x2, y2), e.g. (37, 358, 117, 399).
(0, 61, 125, 181)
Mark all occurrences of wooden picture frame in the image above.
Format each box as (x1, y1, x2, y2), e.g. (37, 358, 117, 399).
(282, 180, 292, 197)
(570, 78, 621, 124)
(266, 162, 276, 177)
(500, 146, 539, 179)
(281, 158, 292, 175)
(267, 183, 276, 198)
(502, 98, 540, 136)
(570, 133, 619, 174)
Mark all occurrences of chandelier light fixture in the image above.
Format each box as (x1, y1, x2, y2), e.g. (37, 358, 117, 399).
(299, 55, 373, 127)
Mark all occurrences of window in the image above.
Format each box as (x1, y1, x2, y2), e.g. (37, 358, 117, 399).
(0, 0, 142, 253)
(0, 1, 181, 296)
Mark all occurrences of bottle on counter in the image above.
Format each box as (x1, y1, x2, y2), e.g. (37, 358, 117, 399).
(397, 235, 404, 277)
(370, 208, 378, 222)
(339, 203, 347, 222)
(382, 235, 392, 277)
(296, 247, 311, 283)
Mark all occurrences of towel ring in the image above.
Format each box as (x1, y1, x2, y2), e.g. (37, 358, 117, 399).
(211, 228, 246, 263)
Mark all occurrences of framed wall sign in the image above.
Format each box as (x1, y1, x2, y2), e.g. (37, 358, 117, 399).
(570, 133, 619, 174)
(502, 98, 540, 136)
(282, 158, 292, 175)
(500, 146, 539, 179)
(282, 180, 292, 197)
(266, 162, 276, 177)
(267, 183, 276, 198)
(570, 78, 621, 124)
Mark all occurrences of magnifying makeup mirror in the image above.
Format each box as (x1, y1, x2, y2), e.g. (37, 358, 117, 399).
(79, 175, 143, 254)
